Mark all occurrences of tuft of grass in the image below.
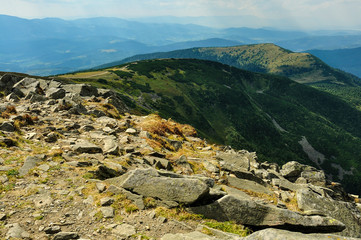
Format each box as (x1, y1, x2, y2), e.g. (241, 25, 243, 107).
(203, 221, 251, 237)
(6, 169, 19, 176)
(111, 194, 139, 215)
(285, 196, 301, 212)
(82, 172, 94, 179)
(94, 211, 103, 221)
(1, 105, 17, 119)
(155, 206, 203, 221)
(143, 197, 157, 209)
(125, 204, 139, 213)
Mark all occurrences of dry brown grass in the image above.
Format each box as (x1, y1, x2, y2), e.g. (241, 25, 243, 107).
(139, 114, 196, 138)
(1, 105, 17, 118)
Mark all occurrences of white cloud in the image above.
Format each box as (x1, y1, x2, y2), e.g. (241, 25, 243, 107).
(0, 0, 360, 29)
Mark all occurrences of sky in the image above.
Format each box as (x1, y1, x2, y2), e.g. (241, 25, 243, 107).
(1, 0, 361, 30)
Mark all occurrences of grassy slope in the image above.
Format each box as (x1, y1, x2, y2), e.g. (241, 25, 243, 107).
(59, 59, 361, 194)
(98, 43, 361, 109)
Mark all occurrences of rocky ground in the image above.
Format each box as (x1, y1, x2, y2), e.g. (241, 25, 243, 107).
(0, 73, 361, 239)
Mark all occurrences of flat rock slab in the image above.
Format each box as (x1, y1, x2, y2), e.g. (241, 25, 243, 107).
(217, 152, 250, 171)
(190, 194, 345, 233)
(106, 168, 209, 205)
(53, 232, 80, 240)
(19, 155, 46, 176)
(297, 188, 361, 238)
(228, 176, 273, 195)
(244, 228, 360, 240)
(72, 140, 102, 154)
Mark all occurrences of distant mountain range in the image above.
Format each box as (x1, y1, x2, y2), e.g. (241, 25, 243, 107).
(308, 47, 361, 78)
(1, 14, 361, 76)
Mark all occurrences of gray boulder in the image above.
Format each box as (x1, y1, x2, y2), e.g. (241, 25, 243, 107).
(301, 169, 327, 187)
(46, 87, 66, 99)
(297, 188, 361, 237)
(62, 84, 98, 97)
(190, 194, 345, 233)
(244, 228, 360, 240)
(217, 151, 251, 171)
(0, 74, 23, 94)
(106, 168, 209, 205)
(13, 77, 42, 96)
(280, 161, 305, 181)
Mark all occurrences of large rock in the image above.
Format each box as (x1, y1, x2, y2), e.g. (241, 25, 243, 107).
(190, 194, 345, 233)
(280, 161, 305, 181)
(62, 84, 98, 97)
(297, 188, 361, 237)
(280, 161, 326, 186)
(13, 77, 42, 96)
(46, 87, 66, 99)
(301, 169, 327, 187)
(217, 151, 256, 171)
(244, 228, 360, 240)
(106, 168, 209, 205)
(0, 74, 23, 94)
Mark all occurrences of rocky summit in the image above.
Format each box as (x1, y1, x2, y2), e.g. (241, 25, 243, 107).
(0, 73, 361, 240)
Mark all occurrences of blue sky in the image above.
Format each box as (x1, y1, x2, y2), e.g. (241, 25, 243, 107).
(1, 0, 361, 30)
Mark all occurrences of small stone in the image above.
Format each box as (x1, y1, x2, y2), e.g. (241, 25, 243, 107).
(53, 232, 80, 240)
(0, 121, 15, 132)
(112, 224, 136, 238)
(44, 225, 61, 234)
(125, 128, 137, 134)
(100, 197, 114, 206)
(100, 207, 114, 218)
(45, 132, 58, 143)
(96, 182, 107, 193)
(158, 216, 167, 223)
(0, 175, 8, 183)
(0, 213, 6, 220)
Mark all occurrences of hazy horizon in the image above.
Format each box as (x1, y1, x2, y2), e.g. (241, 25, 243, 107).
(1, 0, 361, 30)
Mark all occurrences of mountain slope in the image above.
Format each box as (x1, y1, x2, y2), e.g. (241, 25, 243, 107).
(308, 47, 361, 78)
(60, 59, 361, 194)
(99, 43, 361, 108)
